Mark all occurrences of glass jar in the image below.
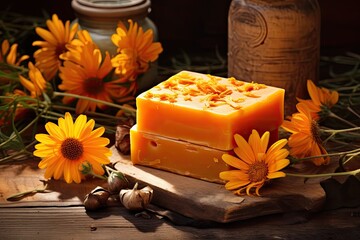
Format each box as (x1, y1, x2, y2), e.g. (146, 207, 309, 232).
(71, 0, 159, 93)
(228, 0, 320, 116)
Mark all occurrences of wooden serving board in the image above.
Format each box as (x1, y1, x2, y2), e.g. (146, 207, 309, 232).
(111, 147, 328, 223)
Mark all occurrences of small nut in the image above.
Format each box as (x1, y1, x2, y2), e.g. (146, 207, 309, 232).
(84, 186, 110, 211)
(84, 193, 102, 211)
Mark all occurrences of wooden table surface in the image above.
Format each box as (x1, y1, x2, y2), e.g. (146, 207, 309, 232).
(1, 158, 360, 240)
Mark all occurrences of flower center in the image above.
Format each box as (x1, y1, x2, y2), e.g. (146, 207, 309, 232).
(56, 44, 67, 58)
(248, 161, 268, 182)
(61, 138, 84, 160)
(311, 120, 322, 144)
(84, 77, 104, 95)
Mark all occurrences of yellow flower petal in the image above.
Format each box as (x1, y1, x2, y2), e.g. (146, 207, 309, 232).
(268, 159, 290, 173)
(219, 170, 248, 181)
(234, 134, 255, 164)
(225, 180, 250, 191)
(221, 154, 249, 170)
(267, 171, 286, 179)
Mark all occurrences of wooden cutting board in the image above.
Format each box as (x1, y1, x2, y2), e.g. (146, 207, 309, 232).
(111, 147, 328, 223)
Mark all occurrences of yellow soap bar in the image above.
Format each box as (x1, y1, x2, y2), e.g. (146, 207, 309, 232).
(136, 71, 284, 150)
(130, 125, 230, 183)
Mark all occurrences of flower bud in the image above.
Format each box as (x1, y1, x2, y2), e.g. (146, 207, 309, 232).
(108, 171, 129, 194)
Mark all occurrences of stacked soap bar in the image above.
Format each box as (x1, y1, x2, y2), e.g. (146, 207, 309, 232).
(130, 71, 285, 183)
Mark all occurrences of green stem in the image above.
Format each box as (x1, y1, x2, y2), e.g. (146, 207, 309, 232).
(328, 111, 358, 127)
(105, 165, 122, 175)
(6, 184, 49, 201)
(292, 148, 360, 163)
(347, 106, 360, 119)
(286, 168, 360, 179)
(0, 105, 49, 149)
(50, 104, 122, 121)
(53, 92, 136, 115)
(90, 171, 107, 180)
(321, 126, 360, 134)
(0, 140, 36, 164)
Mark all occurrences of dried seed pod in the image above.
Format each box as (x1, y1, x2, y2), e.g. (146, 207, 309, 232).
(119, 182, 153, 211)
(115, 117, 135, 155)
(84, 186, 110, 211)
(107, 171, 129, 194)
(84, 193, 101, 210)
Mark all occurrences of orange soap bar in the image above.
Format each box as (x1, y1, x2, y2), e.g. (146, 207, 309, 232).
(136, 71, 284, 150)
(130, 125, 230, 183)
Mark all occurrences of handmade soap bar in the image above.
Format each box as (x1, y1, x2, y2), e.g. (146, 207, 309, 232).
(130, 125, 230, 183)
(136, 71, 284, 150)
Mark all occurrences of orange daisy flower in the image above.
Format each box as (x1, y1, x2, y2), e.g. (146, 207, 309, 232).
(111, 19, 163, 82)
(297, 80, 339, 121)
(0, 39, 29, 83)
(32, 14, 78, 81)
(282, 103, 330, 166)
(34, 112, 111, 183)
(18, 62, 47, 98)
(0, 39, 29, 66)
(220, 130, 290, 196)
(58, 32, 129, 113)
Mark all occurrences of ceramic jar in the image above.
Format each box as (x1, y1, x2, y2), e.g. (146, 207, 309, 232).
(228, 0, 321, 116)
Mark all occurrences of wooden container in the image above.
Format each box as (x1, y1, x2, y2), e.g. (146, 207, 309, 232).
(228, 0, 320, 116)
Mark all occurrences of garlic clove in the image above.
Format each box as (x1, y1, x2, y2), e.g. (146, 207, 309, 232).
(119, 182, 153, 211)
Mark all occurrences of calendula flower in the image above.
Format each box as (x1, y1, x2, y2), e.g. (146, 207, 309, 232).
(297, 80, 339, 121)
(0, 39, 29, 84)
(60, 30, 95, 61)
(32, 14, 78, 81)
(18, 62, 47, 98)
(0, 39, 29, 66)
(111, 19, 163, 81)
(282, 103, 330, 166)
(59, 34, 129, 113)
(220, 130, 290, 196)
(33, 112, 111, 183)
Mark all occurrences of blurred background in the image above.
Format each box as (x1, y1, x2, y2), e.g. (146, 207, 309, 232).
(1, 0, 360, 77)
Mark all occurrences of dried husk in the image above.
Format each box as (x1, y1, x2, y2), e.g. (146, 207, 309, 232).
(115, 118, 135, 155)
(119, 182, 153, 211)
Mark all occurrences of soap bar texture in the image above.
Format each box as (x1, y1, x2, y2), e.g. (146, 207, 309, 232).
(136, 71, 284, 150)
(130, 125, 230, 183)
